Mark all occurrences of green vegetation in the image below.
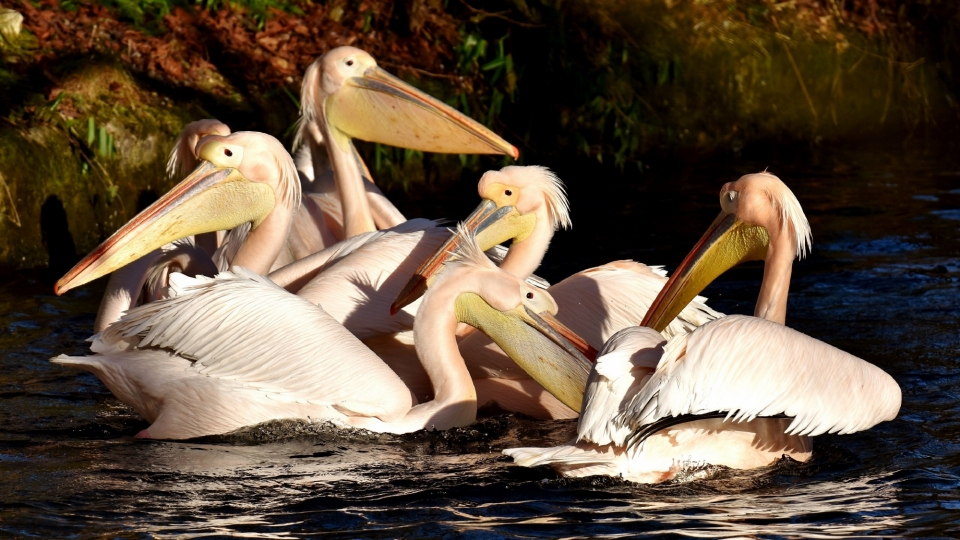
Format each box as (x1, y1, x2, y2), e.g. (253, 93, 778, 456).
(0, 57, 206, 269)
(448, 0, 957, 168)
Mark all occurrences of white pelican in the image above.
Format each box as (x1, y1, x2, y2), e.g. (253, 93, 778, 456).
(52, 233, 591, 440)
(390, 167, 721, 343)
(87, 119, 235, 333)
(270, 46, 520, 268)
(54, 131, 301, 298)
(503, 172, 902, 483)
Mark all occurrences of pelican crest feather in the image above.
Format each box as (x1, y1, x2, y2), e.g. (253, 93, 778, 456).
(759, 172, 812, 259)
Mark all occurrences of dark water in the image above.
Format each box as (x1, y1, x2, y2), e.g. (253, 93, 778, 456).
(1, 145, 959, 537)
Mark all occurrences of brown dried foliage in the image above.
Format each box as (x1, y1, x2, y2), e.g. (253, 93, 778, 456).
(16, 0, 463, 94)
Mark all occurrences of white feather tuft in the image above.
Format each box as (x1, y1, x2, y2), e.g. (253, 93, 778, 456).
(447, 223, 496, 271)
(501, 165, 571, 230)
(165, 128, 190, 180)
(293, 57, 322, 152)
(244, 131, 302, 211)
(761, 173, 812, 260)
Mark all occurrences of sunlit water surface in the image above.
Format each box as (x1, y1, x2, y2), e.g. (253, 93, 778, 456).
(1, 146, 958, 537)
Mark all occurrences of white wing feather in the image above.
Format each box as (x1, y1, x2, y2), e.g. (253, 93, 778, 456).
(95, 268, 411, 417)
(295, 219, 446, 339)
(548, 261, 722, 347)
(576, 327, 664, 447)
(618, 315, 902, 439)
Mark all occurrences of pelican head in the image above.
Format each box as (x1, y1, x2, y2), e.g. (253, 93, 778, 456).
(165, 119, 232, 180)
(297, 46, 519, 158)
(390, 165, 570, 314)
(642, 171, 812, 332)
(432, 227, 592, 412)
(55, 132, 300, 295)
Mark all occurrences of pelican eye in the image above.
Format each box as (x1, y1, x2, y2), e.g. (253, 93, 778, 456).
(526, 292, 534, 299)
(346, 59, 354, 67)
(198, 141, 243, 167)
(505, 189, 513, 196)
(720, 190, 739, 214)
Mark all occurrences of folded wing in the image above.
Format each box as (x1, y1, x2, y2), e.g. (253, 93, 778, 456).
(95, 268, 412, 419)
(617, 315, 902, 441)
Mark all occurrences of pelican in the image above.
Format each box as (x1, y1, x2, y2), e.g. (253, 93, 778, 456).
(273, 165, 576, 340)
(503, 172, 902, 483)
(52, 232, 591, 440)
(89, 120, 234, 332)
(268, 46, 520, 268)
(55, 131, 301, 300)
(390, 167, 721, 344)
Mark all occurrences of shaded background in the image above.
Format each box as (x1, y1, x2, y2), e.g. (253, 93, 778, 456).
(0, 0, 958, 275)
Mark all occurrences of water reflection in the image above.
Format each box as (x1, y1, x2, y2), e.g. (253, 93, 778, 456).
(447, 472, 904, 538)
(8, 421, 903, 538)
(931, 209, 960, 221)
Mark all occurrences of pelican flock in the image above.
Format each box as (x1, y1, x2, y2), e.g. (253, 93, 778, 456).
(46, 45, 900, 485)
